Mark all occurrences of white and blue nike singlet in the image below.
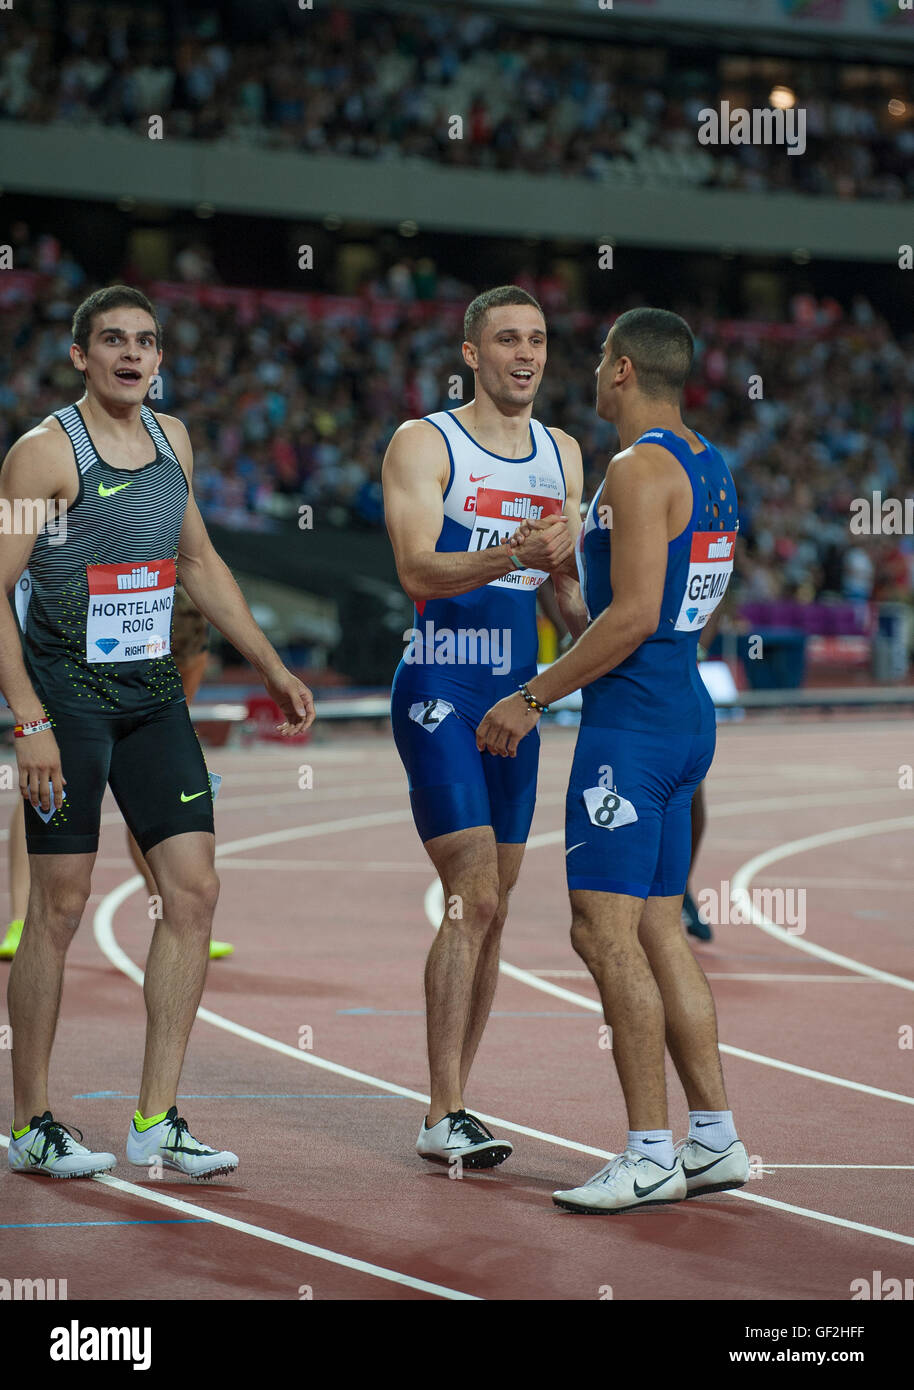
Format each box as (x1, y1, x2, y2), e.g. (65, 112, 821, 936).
(390, 408, 566, 844)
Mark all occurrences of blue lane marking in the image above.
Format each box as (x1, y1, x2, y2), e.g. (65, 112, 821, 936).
(0, 1220, 208, 1230)
(72, 1092, 405, 1100)
(337, 1008, 592, 1018)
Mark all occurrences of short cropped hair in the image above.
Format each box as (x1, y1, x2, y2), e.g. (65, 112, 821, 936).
(72, 285, 162, 356)
(464, 285, 544, 346)
(609, 307, 693, 400)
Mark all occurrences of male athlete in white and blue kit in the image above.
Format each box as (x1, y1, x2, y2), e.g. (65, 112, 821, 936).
(383, 286, 587, 1167)
(478, 308, 750, 1211)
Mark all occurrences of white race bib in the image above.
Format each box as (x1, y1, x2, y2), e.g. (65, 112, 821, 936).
(674, 530, 735, 632)
(468, 487, 564, 591)
(86, 559, 176, 663)
(408, 698, 454, 732)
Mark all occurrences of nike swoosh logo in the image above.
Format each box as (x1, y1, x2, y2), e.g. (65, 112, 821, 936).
(682, 1154, 729, 1179)
(695, 1120, 720, 1127)
(180, 790, 208, 802)
(632, 1171, 678, 1199)
(469, 474, 493, 483)
(98, 481, 133, 497)
(565, 842, 586, 855)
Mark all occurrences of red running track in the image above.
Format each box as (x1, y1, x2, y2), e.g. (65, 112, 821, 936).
(1, 718, 912, 1301)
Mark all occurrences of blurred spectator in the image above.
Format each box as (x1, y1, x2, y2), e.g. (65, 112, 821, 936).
(0, 247, 911, 622)
(3, 0, 914, 200)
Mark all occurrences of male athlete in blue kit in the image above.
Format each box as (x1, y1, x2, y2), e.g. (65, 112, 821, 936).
(383, 286, 587, 1167)
(478, 308, 751, 1211)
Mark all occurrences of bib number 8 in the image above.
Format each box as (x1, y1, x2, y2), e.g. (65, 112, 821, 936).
(582, 785, 638, 831)
(593, 792, 621, 826)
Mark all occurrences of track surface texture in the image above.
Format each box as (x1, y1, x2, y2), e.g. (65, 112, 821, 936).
(1, 718, 912, 1301)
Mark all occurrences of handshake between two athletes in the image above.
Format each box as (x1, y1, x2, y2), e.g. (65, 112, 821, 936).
(477, 510, 574, 759)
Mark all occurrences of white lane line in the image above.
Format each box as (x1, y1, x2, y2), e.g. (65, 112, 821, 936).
(214, 859, 431, 874)
(0, 1136, 479, 1302)
(730, 816, 914, 992)
(93, 874, 914, 1252)
(764, 1165, 914, 1171)
(528, 970, 878, 984)
(93, 876, 611, 1162)
(709, 788, 909, 817)
(422, 881, 914, 1108)
(727, 1190, 914, 1246)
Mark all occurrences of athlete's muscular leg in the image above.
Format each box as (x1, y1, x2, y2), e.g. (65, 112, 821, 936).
(637, 894, 728, 1112)
(458, 840, 524, 1092)
(138, 830, 219, 1117)
(569, 888, 669, 1132)
(423, 825, 500, 1125)
(8, 852, 96, 1130)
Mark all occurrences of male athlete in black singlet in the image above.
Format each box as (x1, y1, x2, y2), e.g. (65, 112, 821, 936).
(1, 285, 314, 1180)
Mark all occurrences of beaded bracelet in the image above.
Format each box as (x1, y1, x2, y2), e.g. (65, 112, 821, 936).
(518, 684, 549, 714)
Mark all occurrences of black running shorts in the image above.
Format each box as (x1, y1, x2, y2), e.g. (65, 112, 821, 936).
(24, 699, 215, 856)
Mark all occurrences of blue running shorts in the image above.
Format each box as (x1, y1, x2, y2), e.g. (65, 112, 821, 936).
(391, 663, 539, 845)
(565, 724, 715, 898)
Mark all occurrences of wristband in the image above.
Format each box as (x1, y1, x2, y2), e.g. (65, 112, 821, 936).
(518, 683, 549, 714)
(509, 553, 527, 572)
(14, 718, 53, 738)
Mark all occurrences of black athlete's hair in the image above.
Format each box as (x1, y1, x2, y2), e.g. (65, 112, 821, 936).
(71, 286, 162, 358)
(464, 285, 545, 346)
(608, 307, 693, 400)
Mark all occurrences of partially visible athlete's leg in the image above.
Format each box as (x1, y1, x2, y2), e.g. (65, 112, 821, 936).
(8, 799, 29, 922)
(637, 893, 728, 1112)
(138, 830, 219, 1118)
(8, 851, 95, 1130)
(423, 824, 499, 1125)
(569, 888, 668, 1131)
(459, 839, 525, 1093)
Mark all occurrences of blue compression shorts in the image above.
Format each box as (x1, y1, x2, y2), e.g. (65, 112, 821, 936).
(565, 725, 715, 898)
(390, 662, 539, 845)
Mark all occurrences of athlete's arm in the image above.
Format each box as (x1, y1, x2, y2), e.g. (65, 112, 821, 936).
(382, 420, 571, 601)
(160, 414, 315, 734)
(477, 444, 673, 755)
(0, 426, 72, 809)
(549, 429, 588, 642)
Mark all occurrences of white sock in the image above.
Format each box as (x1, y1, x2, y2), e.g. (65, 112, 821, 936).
(628, 1129, 675, 1168)
(689, 1109, 737, 1150)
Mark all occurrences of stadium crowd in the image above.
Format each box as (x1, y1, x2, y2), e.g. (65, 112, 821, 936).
(1, 241, 912, 610)
(2, 1, 912, 200)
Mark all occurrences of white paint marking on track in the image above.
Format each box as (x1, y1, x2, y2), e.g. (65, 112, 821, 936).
(764, 1165, 914, 1171)
(730, 816, 914, 991)
(93, 876, 611, 1162)
(528, 970, 878, 984)
(93, 874, 914, 1252)
(0, 1136, 479, 1302)
(90, 813, 914, 1263)
(422, 881, 914, 1107)
(725, 1189, 914, 1247)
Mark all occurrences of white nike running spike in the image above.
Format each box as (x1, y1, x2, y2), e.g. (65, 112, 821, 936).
(126, 1106, 238, 1181)
(553, 1148, 686, 1214)
(9, 1112, 116, 1179)
(416, 1109, 513, 1170)
(676, 1137, 750, 1197)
